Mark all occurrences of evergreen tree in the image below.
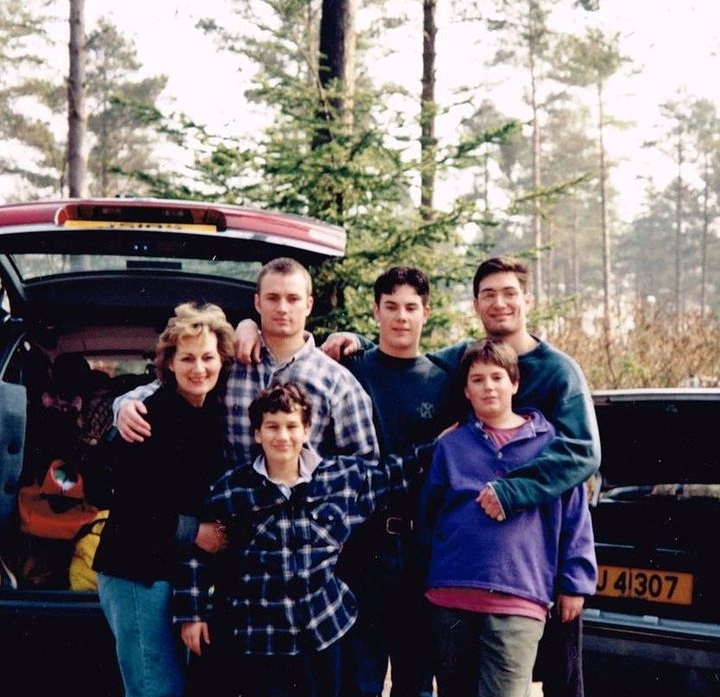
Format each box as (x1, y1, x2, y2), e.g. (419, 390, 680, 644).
(184, 0, 493, 342)
(85, 18, 168, 196)
(685, 98, 720, 316)
(0, 0, 60, 196)
(0, 4, 168, 198)
(551, 27, 628, 345)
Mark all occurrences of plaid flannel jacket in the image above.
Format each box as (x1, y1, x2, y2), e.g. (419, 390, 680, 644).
(173, 448, 410, 655)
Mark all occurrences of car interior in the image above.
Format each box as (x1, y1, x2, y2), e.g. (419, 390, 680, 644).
(1, 325, 159, 592)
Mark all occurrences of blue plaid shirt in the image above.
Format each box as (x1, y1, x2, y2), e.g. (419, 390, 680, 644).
(172, 448, 410, 655)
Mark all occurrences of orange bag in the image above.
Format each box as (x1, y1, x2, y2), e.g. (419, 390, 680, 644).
(18, 459, 99, 540)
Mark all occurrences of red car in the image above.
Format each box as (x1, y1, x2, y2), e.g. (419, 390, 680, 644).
(0, 198, 345, 697)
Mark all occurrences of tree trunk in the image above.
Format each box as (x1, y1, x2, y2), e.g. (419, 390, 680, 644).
(420, 0, 437, 218)
(674, 135, 683, 318)
(527, 8, 542, 301)
(598, 79, 615, 382)
(316, 0, 356, 140)
(314, 0, 356, 220)
(312, 0, 356, 315)
(67, 0, 87, 197)
(700, 154, 710, 316)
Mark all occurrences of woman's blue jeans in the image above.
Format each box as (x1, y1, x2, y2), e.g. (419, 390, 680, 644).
(97, 573, 184, 697)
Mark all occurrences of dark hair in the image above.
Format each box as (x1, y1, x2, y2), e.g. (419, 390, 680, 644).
(155, 302, 235, 385)
(248, 382, 313, 431)
(459, 338, 520, 385)
(373, 266, 430, 305)
(256, 257, 312, 294)
(472, 256, 530, 298)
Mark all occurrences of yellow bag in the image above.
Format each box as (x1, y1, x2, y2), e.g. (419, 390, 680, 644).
(69, 510, 109, 591)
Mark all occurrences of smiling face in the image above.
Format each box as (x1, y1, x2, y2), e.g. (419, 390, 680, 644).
(473, 270, 532, 340)
(254, 406, 309, 471)
(169, 331, 222, 407)
(463, 359, 518, 424)
(374, 283, 429, 358)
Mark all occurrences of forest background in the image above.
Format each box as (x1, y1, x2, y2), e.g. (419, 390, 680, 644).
(2, 0, 720, 389)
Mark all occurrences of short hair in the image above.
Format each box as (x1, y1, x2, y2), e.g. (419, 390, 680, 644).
(472, 256, 530, 298)
(373, 266, 430, 305)
(256, 257, 312, 295)
(155, 302, 235, 384)
(459, 338, 520, 385)
(248, 382, 313, 431)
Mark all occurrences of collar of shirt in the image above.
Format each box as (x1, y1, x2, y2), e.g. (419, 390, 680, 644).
(260, 331, 316, 367)
(252, 446, 322, 498)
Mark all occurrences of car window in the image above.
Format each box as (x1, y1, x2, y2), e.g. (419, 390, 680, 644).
(595, 397, 720, 488)
(10, 253, 261, 283)
(86, 355, 152, 378)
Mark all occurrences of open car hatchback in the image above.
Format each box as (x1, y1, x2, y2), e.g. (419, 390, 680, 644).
(0, 198, 346, 697)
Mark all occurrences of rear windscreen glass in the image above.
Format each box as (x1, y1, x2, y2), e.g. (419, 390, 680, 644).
(595, 399, 720, 487)
(10, 253, 261, 283)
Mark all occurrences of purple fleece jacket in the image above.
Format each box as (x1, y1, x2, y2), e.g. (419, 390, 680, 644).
(419, 408, 597, 608)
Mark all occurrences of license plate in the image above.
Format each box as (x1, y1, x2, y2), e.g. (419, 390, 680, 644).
(596, 565, 694, 605)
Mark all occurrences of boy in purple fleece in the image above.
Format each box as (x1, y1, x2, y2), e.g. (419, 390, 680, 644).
(419, 339, 597, 697)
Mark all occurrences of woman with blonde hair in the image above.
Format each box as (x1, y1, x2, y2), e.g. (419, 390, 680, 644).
(94, 302, 235, 697)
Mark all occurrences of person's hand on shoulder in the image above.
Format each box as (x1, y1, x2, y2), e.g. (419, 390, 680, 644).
(320, 332, 361, 362)
(117, 400, 152, 443)
(234, 318, 262, 365)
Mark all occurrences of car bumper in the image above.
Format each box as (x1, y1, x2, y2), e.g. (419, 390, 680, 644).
(583, 608, 720, 669)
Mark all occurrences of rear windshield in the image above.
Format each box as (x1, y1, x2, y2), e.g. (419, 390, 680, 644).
(11, 253, 261, 283)
(595, 398, 720, 487)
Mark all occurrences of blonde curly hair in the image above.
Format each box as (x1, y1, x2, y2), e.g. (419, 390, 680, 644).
(155, 302, 235, 386)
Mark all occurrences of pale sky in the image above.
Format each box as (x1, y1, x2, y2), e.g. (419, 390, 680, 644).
(86, 0, 257, 134)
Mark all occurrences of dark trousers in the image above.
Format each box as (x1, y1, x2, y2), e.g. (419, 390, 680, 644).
(340, 545, 434, 697)
(532, 613, 584, 697)
(185, 630, 342, 697)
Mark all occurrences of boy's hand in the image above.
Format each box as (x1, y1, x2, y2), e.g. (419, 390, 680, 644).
(234, 319, 262, 365)
(320, 332, 361, 362)
(555, 594, 584, 623)
(476, 485, 506, 522)
(181, 621, 211, 656)
(117, 400, 151, 442)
